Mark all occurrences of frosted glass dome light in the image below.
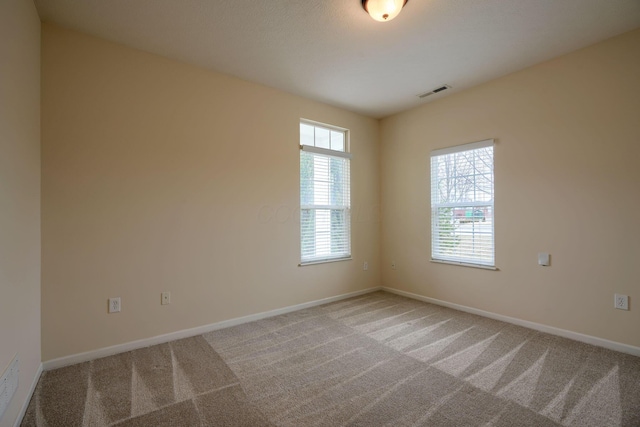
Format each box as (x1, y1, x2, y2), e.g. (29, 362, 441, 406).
(362, 0, 408, 22)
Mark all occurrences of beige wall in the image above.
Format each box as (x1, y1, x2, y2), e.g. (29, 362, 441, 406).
(41, 24, 381, 361)
(380, 29, 640, 347)
(0, 0, 41, 426)
(40, 22, 640, 361)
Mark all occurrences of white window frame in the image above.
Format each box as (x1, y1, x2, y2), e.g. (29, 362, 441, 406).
(430, 139, 495, 269)
(299, 120, 352, 265)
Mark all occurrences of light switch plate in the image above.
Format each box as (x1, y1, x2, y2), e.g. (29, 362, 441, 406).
(538, 253, 550, 266)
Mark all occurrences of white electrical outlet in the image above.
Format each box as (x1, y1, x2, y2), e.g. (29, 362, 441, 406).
(0, 355, 19, 420)
(614, 294, 629, 310)
(363, 261, 368, 271)
(161, 292, 171, 305)
(108, 297, 121, 313)
(391, 261, 396, 270)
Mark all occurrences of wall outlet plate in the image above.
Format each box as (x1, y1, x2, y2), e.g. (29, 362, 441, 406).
(614, 294, 629, 310)
(108, 297, 121, 313)
(161, 292, 171, 305)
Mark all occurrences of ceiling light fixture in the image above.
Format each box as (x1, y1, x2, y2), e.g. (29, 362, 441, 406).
(362, 0, 408, 22)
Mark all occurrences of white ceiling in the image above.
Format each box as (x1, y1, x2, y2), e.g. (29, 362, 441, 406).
(34, 0, 640, 118)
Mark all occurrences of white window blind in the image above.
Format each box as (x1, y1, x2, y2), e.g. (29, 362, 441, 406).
(431, 139, 494, 267)
(300, 121, 351, 264)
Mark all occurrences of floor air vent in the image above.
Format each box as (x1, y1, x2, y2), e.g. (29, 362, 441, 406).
(418, 84, 451, 98)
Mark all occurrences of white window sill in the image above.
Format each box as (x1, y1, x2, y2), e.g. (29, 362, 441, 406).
(299, 257, 352, 267)
(430, 259, 498, 271)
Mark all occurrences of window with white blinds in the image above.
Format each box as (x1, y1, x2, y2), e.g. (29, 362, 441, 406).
(300, 121, 351, 264)
(431, 139, 495, 267)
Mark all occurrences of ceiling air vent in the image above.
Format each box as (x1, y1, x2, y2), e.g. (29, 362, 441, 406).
(418, 85, 451, 99)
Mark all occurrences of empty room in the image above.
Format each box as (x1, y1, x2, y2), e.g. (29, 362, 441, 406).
(1, 0, 640, 426)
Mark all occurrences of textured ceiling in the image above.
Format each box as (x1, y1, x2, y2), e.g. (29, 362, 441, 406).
(35, 0, 640, 118)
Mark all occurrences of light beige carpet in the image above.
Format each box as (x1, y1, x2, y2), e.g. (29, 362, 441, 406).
(22, 291, 640, 426)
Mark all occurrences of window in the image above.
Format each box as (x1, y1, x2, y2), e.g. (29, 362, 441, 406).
(430, 139, 494, 267)
(300, 120, 351, 264)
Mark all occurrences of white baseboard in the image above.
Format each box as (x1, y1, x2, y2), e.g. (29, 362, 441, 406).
(13, 362, 43, 427)
(382, 287, 640, 357)
(43, 286, 382, 371)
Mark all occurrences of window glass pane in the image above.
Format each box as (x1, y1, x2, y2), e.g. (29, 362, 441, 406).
(431, 143, 494, 266)
(315, 127, 330, 149)
(314, 209, 331, 257)
(300, 123, 315, 147)
(330, 209, 349, 254)
(300, 121, 350, 264)
(329, 157, 348, 206)
(300, 151, 314, 205)
(300, 209, 315, 259)
(330, 131, 345, 151)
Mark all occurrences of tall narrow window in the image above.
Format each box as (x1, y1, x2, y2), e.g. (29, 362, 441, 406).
(300, 120, 351, 264)
(431, 139, 494, 267)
